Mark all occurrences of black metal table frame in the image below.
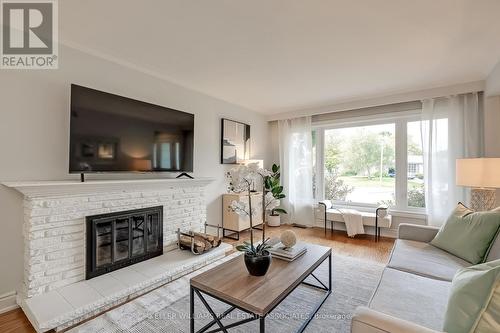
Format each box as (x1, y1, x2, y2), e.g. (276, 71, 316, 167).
(190, 252, 332, 333)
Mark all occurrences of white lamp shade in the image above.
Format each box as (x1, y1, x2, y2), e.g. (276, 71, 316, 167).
(243, 159, 264, 168)
(456, 158, 500, 188)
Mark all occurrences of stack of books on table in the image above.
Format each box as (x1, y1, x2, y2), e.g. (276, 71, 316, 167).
(269, 242, 307, 262)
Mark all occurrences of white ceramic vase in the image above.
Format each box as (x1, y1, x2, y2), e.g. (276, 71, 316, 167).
(267, 214, 281, 227)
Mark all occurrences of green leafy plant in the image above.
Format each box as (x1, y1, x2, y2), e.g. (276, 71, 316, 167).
(324, 170, 353, 202)
(408, 185, 425, 208)
(264, 164, 287, 216)
(236, 238, 273, 256)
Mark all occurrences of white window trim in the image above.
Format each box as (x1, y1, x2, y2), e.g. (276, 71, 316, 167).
(313, 110, 425, 214)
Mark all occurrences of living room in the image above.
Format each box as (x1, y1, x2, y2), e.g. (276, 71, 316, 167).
(1, 1, 500, 332)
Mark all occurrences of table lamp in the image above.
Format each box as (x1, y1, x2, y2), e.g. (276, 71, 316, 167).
(456, 158, 500, 211)
(243, 159, 264, 168)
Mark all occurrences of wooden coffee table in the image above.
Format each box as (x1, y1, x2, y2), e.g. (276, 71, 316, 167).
(190, 243, 332, 333)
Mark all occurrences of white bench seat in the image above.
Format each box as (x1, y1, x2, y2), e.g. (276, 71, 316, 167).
(325, 209, 392, 228)
(318, 200, 392, 241)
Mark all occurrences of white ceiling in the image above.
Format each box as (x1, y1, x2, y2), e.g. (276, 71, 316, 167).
(60, 0, 500, 115)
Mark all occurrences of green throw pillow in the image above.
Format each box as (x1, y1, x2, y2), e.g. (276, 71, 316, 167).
(443, 259, 500, 333)
(431, 204, 500, 264)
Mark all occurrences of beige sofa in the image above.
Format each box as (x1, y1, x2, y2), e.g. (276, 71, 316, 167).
(351, 223, 500, 333)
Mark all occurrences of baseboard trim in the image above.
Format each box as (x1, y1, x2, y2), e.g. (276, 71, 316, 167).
(0, 291, 19, 314)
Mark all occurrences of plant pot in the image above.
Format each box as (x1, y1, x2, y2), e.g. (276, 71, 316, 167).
(244, 251, 272, 276)
(267, 214, 281, 227)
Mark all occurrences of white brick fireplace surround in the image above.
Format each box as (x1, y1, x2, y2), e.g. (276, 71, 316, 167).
(2, 178, 231, 332)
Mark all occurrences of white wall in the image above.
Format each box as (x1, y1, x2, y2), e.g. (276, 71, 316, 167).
(267, 81, 485, 121)
(0, 45, 268, 304)
(486, 61, 500, 97)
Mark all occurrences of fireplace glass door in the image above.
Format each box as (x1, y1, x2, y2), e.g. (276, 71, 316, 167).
(132, 215, 145, 257)
(115, 218, 130, 262)
(147, 213, 160, 251)
(95, 220, 112, 267)
(86, 206, 163, 279)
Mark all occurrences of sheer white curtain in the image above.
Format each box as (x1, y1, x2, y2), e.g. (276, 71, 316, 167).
(278, 117, 314, 226)
(421, 93, 483, 225)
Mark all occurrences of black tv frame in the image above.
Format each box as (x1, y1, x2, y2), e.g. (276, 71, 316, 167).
(69, 84, 195, 178)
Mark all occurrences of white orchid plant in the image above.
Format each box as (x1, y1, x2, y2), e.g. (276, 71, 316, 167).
(226, 162, 287, 255)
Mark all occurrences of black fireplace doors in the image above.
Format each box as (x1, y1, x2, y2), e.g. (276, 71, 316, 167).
(86, 206, 163, 279)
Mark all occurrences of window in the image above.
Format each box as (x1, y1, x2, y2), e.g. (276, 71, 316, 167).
(323, 123, 395, 205)
(315, 112, 428, 211)
(407, 121, 425, 208)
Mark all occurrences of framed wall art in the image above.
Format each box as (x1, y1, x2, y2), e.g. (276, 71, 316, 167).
(220, 118, 250, 164)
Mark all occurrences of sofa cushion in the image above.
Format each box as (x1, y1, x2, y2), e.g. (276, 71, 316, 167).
(430, 203, 500, 264)
(369, 268, 451, 330)
(443, 259, 500, 333)
(388, 239, 471, 281)
(485, 229, 500, 262)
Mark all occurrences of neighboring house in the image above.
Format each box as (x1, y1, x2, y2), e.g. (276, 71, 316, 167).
(408, 155, 424, 178)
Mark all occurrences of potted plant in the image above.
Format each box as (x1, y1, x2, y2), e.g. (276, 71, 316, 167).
(264, 164, 287, 227)
(235, 238, 273, 276)
(227, 163, 276, 276)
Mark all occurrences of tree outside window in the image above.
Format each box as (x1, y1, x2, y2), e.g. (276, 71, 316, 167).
(317, 117, 426, 210)
(323, 124, 395, 205)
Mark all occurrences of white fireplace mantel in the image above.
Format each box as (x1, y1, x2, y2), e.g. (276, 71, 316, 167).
(2, 177, 215, 198)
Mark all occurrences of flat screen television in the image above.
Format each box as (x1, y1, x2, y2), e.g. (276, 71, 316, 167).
(69, 84, 194, 173)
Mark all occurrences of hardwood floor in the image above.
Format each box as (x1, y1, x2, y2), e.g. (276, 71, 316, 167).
(0, 226, 394, 333)
(0, 307, 34, 333)
(226, 225, 394, 264)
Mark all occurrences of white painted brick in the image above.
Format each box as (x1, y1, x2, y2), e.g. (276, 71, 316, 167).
(45, 248, 82, 261)
(61, 233, 84, 242)
(62, 267, 85, 279)
(23, 186, 208, 297)
(25, 286, 48, 298)
(44, 197, 89, 208)
(28, 236, 62, 249)
(46, 275, 84, 292)
(26, 216, 48, 225)
(28, 207, 58, 217)
(28, 239, 84, 256)
(44, 225, 83, 237)
(24, 199, 45, 209)
(25, 254, 44, 265)
(29, 256, 81, 274)
(26, 271, 45, 281)
(45, 261, 83, 276)
(27, 274, 61, 288)
(45, 213, 88, 223)
(142, 191, 162, 198)
(29, 219, 82, 232)
(28, 230, 46, 240)
(88, 192, 141, 202)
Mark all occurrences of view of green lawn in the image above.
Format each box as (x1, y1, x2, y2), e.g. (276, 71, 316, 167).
(338, 176, 423, 190)
(338, 176, 394, 187)
(322, 123, 425, 208)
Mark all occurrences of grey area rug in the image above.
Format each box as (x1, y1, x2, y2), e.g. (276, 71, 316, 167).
(69, 253, 383, 333)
